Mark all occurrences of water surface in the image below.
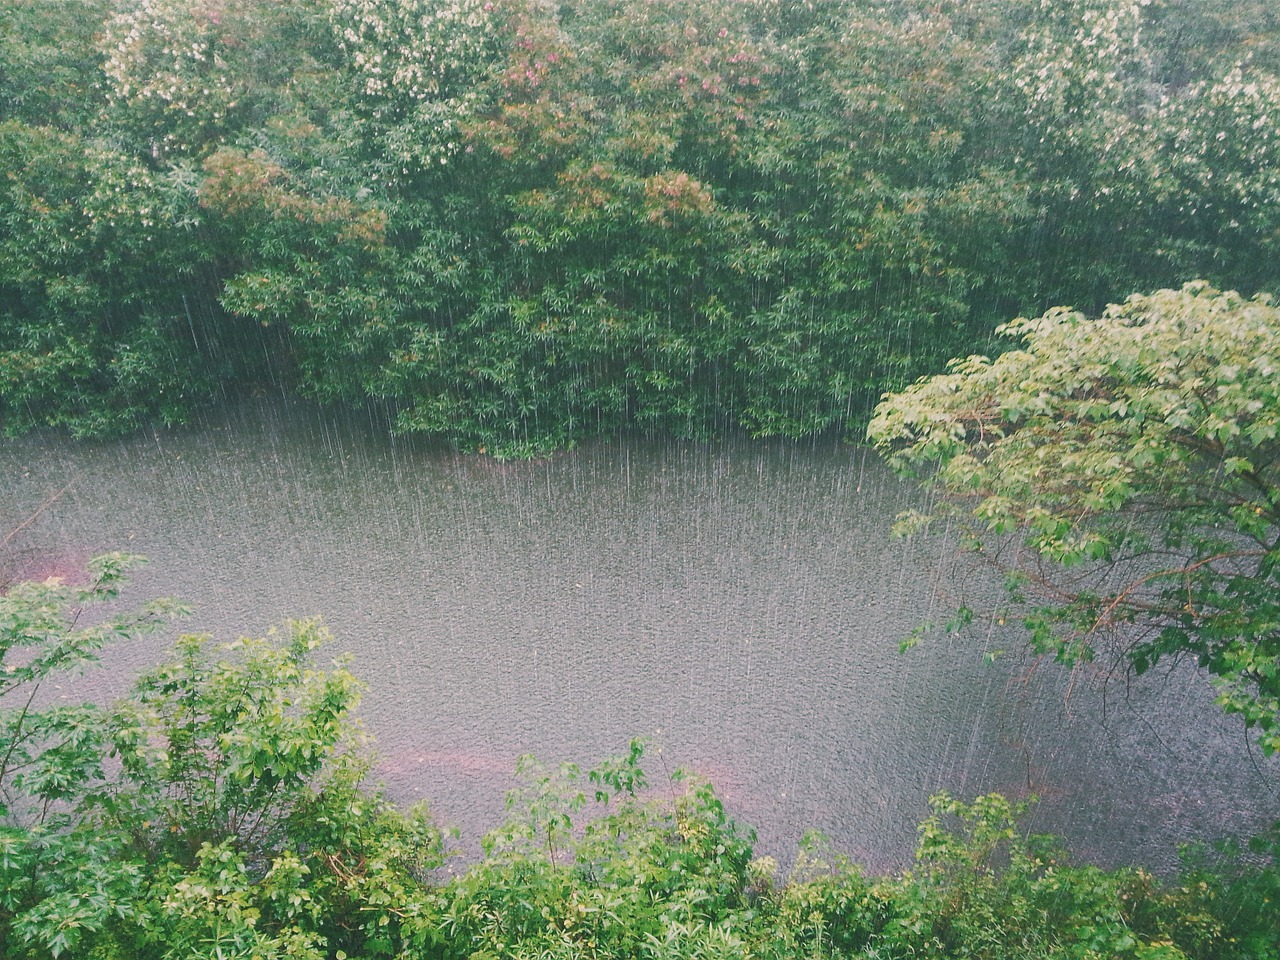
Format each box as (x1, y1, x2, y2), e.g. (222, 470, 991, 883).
(2, 396, 1275, 869)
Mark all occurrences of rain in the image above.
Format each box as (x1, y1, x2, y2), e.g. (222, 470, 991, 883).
(3, 5, 1280, 953)
(2, 394, 1274, 868)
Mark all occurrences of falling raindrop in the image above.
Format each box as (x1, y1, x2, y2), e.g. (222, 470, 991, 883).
(0, 395, 1274, 868)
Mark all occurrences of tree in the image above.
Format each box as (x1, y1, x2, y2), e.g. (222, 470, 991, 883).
(0, 554, 182, 828)
(96, 622, 444, 960)
(0, 0, 111, 130)
(0, 558, 441, 959)
(435, 739, 761, 959)
(869, 282, 1280, 752)
(0, 554, 184, 958)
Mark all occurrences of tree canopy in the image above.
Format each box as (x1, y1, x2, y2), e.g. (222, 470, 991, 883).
(870, 283, 1280, 752)
(2, 0, 1279, 452)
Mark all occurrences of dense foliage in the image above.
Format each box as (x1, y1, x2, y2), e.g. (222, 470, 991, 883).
(0, 557, 443, 959)
(1, 0, 1278, 453)
(1, 558, 1278, 959)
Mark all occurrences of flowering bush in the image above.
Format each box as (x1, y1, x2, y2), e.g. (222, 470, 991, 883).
(100, 0, 241, 156)
(1013, 0, 1152, 158)
(1140, 66, 1280, 218)
(326, 0, 504, 169)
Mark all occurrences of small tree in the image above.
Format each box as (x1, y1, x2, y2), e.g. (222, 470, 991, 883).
(1, 553, 182, 827)
(0, 560, 442, 959)
(869, 282, 1280, 751)
(0, 553, 185, 958)
(99, 621, 444, 960)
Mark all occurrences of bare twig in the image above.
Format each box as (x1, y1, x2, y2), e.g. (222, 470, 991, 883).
(3, 478, 78, 547)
